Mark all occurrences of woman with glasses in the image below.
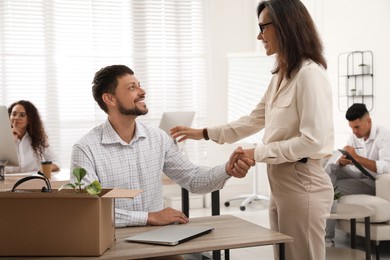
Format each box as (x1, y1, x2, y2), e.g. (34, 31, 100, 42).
(7, 100, 60, 173)
(171, 0, 333, 259)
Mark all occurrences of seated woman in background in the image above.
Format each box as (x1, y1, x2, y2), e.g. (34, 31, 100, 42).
(6, 100, 60, 173)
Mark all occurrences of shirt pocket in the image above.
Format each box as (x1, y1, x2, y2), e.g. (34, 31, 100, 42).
(274, 93, 293, 108)
(267, 93, 294, 129)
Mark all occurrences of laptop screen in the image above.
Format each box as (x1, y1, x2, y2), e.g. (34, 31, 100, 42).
(0, 106, 19, 167)
(158, 111, 195, 135)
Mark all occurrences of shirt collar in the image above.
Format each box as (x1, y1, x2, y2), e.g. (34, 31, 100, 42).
(101, 119, 147, 145)
(366, 124, 377, 142)
(20, 131, 30, 142)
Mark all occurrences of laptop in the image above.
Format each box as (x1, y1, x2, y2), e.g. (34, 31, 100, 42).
(338, 149, 375, 181)
(0, 105, 19, 167)
(125, 225, 213, 246)
(159, 111, 195, 135)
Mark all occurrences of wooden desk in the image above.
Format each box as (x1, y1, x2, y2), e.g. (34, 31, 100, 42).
(0, 215, 292, 260)
(0, 169, 70, 190)
(2, 173, 280, 259)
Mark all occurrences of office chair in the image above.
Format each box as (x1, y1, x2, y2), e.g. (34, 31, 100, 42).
(224, 162, 269, 211)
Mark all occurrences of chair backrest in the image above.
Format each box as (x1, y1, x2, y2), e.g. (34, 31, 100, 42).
(376, 174, 390, 202)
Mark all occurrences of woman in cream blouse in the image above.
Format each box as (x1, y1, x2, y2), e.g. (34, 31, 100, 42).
(171, 0, 334, 259)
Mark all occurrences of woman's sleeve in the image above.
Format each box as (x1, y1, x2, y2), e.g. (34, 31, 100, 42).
(207, 97, 266, 144)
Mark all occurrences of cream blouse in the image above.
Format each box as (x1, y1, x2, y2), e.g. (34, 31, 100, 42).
(208, 60, 334, 164)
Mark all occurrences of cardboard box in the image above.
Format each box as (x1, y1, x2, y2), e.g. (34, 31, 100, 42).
(0, 188, 142, 256)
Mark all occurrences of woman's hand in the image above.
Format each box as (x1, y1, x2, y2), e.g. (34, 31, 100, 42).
(11, 124, 23, 141)
(226, 147, 256, 178)
(170, 126, 204, 142)
(242, 148, 255, 161)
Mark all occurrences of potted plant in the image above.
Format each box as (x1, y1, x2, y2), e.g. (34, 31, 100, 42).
(331, 186, 342, 213)
(59, 167, 102, 195)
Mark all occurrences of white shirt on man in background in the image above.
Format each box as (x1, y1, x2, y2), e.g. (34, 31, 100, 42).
(346, 123, 390, 176)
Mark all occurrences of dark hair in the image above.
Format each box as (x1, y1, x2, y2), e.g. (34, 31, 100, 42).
(92, 65, 134, 113)
(257, 0, 327, 79)
(345, 103, 369, 121)
(8, 100, 49, 159)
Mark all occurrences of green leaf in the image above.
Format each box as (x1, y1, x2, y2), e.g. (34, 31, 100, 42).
(58, 183, 76, 192)
(73, 167, 87, 182)
(333, 186, 342, 201)
(85, 180, 102, 195)
(64, 167, 102, 196)
(74, 182, 84, 187)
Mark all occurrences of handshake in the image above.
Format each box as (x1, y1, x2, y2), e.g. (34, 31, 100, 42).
(170, 126, 256, 179)
(226, 146, 256, 178)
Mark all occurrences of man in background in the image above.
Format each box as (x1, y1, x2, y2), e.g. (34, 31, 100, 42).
(325, 103, 390, 243)
(326, 103, 390, 196)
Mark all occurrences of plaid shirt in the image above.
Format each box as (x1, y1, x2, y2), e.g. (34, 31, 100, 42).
(71, 120, 230, 227)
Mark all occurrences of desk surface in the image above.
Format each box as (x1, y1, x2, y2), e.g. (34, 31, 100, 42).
(0, 215, 292, 260)
(0, 169, 70, 190)
(1, 171, 174, 190)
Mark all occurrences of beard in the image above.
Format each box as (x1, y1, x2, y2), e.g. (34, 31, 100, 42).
(117, 100, 148, 116)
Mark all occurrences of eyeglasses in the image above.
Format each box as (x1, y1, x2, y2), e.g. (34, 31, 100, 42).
(11, 112, 27, 118)
(259, 21, 273, 34)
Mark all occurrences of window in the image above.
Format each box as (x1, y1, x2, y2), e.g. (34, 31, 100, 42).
(227, 53, 274, 143)
(0, 0, 207, 167)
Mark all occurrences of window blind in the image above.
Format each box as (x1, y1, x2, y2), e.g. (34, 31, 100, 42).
(0, 0, 207, 167)
(227, 53, 274, 144)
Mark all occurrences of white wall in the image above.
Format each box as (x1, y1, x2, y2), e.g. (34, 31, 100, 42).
(205, 0, 261, 189)
(205, 0, 390, 193)
(322, 0, 390, 148)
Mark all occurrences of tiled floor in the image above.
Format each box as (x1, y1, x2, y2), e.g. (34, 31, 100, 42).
(179, 185, 390, 260)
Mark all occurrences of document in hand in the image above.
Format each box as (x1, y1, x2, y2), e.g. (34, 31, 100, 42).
(338, 149, 375, 180)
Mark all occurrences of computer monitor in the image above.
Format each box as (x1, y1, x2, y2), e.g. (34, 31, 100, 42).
(0, 105, 19, 166)
(159, 111, 195, 157)
(158, 111, 196, 136)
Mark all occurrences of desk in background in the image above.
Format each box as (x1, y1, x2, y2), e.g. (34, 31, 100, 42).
(0, 215, 292, 260)
(0, 169, 70, 190)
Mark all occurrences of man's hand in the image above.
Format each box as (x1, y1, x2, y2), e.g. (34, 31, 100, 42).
(147, 207, 189, 226)
(344, 145, 358, 157)
(338, 155, 352, 166)
(338, 146, 356, 166)
(226, 147, 255, 178)
(169, 126, 203, 143)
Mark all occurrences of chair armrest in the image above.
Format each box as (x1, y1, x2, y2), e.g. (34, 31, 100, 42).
(376, 174, 390, 202)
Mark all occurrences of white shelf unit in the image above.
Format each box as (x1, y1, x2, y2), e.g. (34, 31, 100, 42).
(338, 50, 374, 111)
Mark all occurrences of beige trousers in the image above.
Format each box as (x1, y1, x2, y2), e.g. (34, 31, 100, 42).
(267, 159, 333, 260)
